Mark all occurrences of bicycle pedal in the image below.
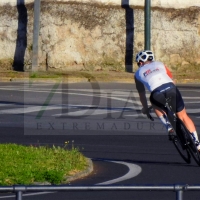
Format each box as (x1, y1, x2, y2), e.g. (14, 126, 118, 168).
(168, 134, 175, 141)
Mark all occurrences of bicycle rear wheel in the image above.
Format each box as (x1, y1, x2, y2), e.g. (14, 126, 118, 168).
(178, 119, 200, 166)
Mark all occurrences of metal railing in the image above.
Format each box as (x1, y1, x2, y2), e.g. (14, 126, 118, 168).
(1, 184, 200, 200)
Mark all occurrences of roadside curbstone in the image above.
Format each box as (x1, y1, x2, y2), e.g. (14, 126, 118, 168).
(63, 158, 93, 183)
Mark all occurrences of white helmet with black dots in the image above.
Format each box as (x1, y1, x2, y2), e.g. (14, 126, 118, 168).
(136, 50, 154, 64)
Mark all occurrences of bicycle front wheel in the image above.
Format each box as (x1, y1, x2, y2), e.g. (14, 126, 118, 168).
(167, 115, 191, 164)
(178, 119, 200, 166)
(185, 132, 200, 166)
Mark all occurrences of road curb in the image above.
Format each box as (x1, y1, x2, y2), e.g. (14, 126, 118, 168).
(33, 158, 93, 185)
(63, 158, 93, 183)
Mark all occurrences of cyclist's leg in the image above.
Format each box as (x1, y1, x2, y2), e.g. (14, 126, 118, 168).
(170, 87, 200, 150)
(176, 108, 200, 149)
(153, 107, 174, 135)
(152, 106, 164, 117)
(150, 91, 173, 134)
(176, 108, 196, 133)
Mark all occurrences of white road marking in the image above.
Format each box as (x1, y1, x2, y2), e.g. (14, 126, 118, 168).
(0, 104, 16, 107)
(185, 101, 200, 104)
(0, 192, 55, 199)
(125, 113, 157, 117)
(183, 97, 200, 99)
(97, 160, 142, 185)
(185, 108, 200, 113)
(53, 109, 121, 117)
(0, 105, 62, 114)
(0, 104, 199, 116)
(0, 104, 95, 115)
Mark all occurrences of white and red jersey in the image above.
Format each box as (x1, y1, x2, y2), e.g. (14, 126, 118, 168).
(134, 61, 173, 92)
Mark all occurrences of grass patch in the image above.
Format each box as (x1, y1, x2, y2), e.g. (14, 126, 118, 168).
(27, 71, 134, 82)
(0, 143, 87, 186)
(29, 72, 62, 79)
(0, 69, 199, 83)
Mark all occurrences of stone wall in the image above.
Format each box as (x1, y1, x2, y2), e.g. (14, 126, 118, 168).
(0, 1, 200, 72)
(2, 0, 200, 9)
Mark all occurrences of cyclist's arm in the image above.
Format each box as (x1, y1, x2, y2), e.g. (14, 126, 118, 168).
(134, 76, 148, 113)
(165, 65, 176, 84)
(165, 66, 173, 78)
(138, 91, 148, 113)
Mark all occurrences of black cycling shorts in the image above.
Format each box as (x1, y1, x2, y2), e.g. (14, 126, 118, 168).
(150, 82, 185, 113)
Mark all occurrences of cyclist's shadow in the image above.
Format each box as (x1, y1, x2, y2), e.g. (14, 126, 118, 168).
(92, 156, 199, 168)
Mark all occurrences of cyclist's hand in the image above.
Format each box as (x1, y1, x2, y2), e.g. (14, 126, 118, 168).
(141, 107, 148, 114)
(143, 106, 154, 121)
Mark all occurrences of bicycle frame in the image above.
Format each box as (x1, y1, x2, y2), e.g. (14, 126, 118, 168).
(148, 97, 200, 165)
(163, 98, 188, 150)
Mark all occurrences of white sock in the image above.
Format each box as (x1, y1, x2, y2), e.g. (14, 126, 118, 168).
(159, 115, 170, 129)
(192, 131, 199, 142)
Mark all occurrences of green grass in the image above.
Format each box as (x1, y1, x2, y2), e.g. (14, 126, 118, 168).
(0, 143, 87, 186)
(29, 72, 62, 79)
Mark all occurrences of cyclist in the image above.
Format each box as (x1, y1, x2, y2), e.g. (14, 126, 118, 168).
(134, 50, 200, 151)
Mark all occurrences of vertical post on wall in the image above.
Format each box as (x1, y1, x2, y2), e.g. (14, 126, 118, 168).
(32, 0, 41, 71)
(145, 0, 151, 50)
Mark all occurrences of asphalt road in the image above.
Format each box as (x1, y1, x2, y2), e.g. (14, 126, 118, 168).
(0, 82, 199, 200)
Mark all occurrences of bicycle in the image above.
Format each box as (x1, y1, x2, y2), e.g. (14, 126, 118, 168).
(147, 97, 200, 166)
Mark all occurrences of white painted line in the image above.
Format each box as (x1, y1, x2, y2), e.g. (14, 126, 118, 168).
(0, 104, 16, 107)
(185, 101, 200, 104)
(97, 160, 142, 185)
(53, 109, 120, 117)
(125, 113, 157, 117)
(0, 104, 199, 116)
(185, 108, 200, 113)
(183, 97, 200, 99)
(126, 109, 200, 117)
(0, 106, 62, 114)
(0, 192, 55, 199)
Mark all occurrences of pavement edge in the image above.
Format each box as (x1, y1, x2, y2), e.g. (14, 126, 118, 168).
(64, 158, 93, 183)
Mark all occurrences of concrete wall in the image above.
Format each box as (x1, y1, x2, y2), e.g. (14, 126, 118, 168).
(0, 0, 200, 72)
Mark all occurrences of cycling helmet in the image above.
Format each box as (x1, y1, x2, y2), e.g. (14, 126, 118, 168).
(136, 50, 154, 63)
